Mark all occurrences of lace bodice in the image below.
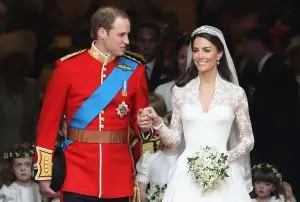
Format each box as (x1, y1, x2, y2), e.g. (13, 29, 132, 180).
(156, 74, 254, 163)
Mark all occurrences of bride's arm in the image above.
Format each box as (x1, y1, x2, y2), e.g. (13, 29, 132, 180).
(153, 88, 183, 146)
(226, 87, 254, 162)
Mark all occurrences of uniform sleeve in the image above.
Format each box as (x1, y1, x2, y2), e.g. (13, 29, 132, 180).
(226, 88, 254, 162)
(130, 64, 149, 135)
(136, 152, 152, 184)
(34, 62, 70, 180)
(129, 64, 149, 161)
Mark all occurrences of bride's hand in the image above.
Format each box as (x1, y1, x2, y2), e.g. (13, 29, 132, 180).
(143, 107, 163, 127)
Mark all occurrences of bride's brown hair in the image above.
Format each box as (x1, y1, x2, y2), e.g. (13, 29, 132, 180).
(175, 33, 232, 87)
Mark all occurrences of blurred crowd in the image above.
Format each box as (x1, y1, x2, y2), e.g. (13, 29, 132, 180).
(0, 0, 299, 200)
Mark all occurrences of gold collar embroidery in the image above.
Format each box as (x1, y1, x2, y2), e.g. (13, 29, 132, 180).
(88, 41, 116, 63)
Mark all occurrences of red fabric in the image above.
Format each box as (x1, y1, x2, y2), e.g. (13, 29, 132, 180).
(132, 140, 142, 166)
(35, 50, 148, 198)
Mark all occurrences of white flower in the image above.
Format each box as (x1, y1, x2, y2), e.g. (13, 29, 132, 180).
(187, 146, 229, 194)
(147, 184, 167, 202)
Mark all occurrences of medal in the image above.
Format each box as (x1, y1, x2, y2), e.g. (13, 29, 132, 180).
(116, 101, 129, 118)
(122, 80, 128, 97)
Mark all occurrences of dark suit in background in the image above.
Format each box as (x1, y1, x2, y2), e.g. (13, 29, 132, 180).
(147, 54, 174, 92)
(249, 54, 299, 193)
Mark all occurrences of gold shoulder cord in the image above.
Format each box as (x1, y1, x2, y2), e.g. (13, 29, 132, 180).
(59, 49, 86, 61)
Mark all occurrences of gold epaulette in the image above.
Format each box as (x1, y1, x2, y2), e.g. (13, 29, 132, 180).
(34, 146, 53, 180)
(59, 49, 86, 61)
(124, 50, 146, 65)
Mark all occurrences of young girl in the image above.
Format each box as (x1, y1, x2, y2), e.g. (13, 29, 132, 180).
(0, 143, 45, 202)
(142, 93, 168, 154)
(136, 112, 178, 202)
(251, 162, 297, 202)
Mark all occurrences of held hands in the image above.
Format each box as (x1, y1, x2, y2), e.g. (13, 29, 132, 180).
(38, 180, 58, 198)
(137, 107, 163, 132)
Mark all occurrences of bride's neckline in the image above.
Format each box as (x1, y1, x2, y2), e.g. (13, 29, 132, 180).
(197, 74, 220, 113)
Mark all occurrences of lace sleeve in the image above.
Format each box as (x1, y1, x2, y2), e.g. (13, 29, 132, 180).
(156, 87, 183, 146)
(226, 88, 254, 162)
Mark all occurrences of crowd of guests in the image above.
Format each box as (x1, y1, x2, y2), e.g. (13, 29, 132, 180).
(0, 0, 299, 201)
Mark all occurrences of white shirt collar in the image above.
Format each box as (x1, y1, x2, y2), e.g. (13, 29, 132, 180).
(146, 58, 156, 71)
(258, 52, 273, 72)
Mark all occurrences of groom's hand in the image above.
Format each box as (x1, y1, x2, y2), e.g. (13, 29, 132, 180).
(38, 180, 57, 198)
(137, 108, 153, 132)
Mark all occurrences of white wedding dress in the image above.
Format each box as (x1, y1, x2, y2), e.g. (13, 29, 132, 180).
(157, 74, 254, 202)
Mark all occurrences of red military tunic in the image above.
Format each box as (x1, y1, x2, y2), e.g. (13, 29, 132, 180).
(34, 42, 149, 198)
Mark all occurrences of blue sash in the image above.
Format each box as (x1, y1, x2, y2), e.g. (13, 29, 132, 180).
(60, 56, 138, 150)
(69, 56, 138, 129)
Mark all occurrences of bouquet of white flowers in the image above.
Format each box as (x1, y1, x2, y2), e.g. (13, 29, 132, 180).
(187, 146, 229, 194)
(146, 184, 167, 202)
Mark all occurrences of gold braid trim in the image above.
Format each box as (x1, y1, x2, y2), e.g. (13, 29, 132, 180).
(59, 49, 86, 61)
(34, 146, 53, 180)
(124, 51, 146, 65)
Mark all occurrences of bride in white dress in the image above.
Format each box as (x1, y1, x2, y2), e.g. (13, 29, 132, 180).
(138, 25, 254, 202)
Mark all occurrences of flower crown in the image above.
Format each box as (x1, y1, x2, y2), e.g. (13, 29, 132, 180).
(3, 145, 35, 160)
(252, 163, 283, 183)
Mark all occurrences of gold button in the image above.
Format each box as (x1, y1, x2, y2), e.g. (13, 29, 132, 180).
(100, 125, 104, 129)
(103, 74, 107, 78)
(101, 111, 104, 114)
(101, 117, 104, 121)
(103, 67, 107, 71)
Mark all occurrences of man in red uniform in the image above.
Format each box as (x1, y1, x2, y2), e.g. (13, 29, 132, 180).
(34, 7, 152, 202)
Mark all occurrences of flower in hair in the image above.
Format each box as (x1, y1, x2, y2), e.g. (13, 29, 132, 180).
(3, 145, 35, 160)
(252, 163, 283, 183)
